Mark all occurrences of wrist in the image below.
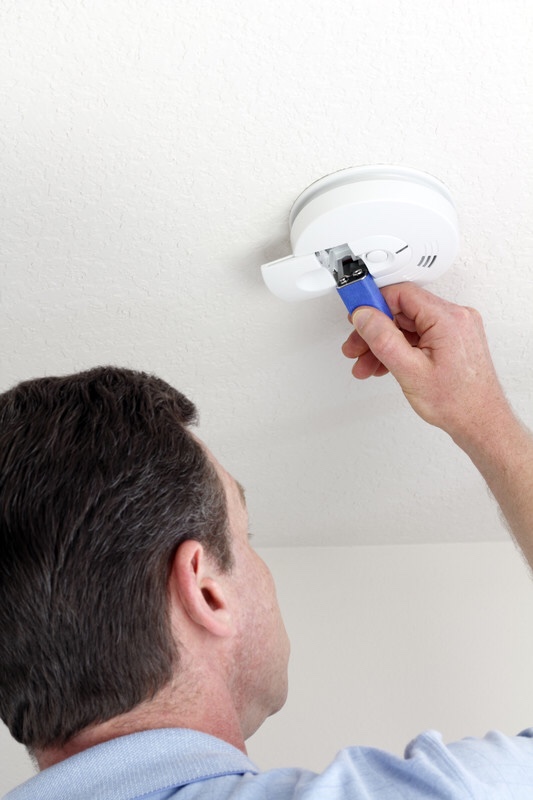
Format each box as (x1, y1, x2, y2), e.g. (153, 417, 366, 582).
(449, 399, 529, 483)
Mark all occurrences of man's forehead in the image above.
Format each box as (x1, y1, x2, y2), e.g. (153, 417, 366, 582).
(194, 435, 246, 508)
(217, 464, 247, 509)
(235, 480, 246, 507)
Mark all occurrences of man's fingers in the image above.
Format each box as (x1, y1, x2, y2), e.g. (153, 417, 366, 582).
(351, 306, 422, 381)
(351, 350, 387, 379)
(380, 282, 452, 333)
(341, 329, 369, 359)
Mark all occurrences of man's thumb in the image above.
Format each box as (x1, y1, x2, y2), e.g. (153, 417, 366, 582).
(351, 307, 374, 333)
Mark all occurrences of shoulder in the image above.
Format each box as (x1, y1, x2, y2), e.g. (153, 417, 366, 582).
(192, 730, 533, 800)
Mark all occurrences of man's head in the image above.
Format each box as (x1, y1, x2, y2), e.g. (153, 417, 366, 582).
(0, 367, 232, 750)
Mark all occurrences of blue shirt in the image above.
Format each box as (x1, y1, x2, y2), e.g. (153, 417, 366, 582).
(4, 727, 533, 799)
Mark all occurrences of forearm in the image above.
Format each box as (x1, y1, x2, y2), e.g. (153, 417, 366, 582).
(452, 406, 533, 572)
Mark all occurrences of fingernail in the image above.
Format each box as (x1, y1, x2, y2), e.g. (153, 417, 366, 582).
(351, 308, 372, 331)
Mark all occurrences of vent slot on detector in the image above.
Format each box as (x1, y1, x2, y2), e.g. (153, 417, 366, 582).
(417, 254, 438, 268)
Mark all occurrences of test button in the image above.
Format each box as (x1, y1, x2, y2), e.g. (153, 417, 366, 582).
(365, 249, 389, 263)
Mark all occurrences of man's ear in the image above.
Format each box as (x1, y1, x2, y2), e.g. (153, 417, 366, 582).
(169, 540, 234, 638)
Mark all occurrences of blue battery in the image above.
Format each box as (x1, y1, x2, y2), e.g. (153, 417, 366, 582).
(337, 270, 393, 319)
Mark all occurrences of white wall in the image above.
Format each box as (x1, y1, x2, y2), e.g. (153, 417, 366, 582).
(2, 542, 532, 794)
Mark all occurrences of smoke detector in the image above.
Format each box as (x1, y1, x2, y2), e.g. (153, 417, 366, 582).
(261, 165, 459, 317)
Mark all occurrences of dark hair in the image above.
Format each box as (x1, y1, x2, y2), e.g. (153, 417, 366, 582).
(0, 366, 231, 750)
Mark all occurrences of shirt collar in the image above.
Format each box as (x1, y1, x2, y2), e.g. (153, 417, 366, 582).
(7, 728, 259, 800)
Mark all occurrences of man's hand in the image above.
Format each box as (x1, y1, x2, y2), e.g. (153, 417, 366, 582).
(342, 282, 533, 571)
(341, 283, 509, 447)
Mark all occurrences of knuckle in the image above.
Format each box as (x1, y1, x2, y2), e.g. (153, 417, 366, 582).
(451, 305, 481, 330)
(464, 305, 482, 322)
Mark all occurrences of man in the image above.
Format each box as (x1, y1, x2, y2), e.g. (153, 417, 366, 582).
(1, 283, 533, 798)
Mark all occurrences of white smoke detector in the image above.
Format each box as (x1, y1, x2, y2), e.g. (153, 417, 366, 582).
(261, 165, 459, 316)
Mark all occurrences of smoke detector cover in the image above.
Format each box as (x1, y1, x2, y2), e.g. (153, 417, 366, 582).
(261, 165, 460, 302)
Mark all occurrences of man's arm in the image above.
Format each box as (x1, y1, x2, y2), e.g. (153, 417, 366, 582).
(342, 282, 533, 571)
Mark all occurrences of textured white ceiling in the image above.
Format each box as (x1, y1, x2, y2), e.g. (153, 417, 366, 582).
(1, 0, 532, 546)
